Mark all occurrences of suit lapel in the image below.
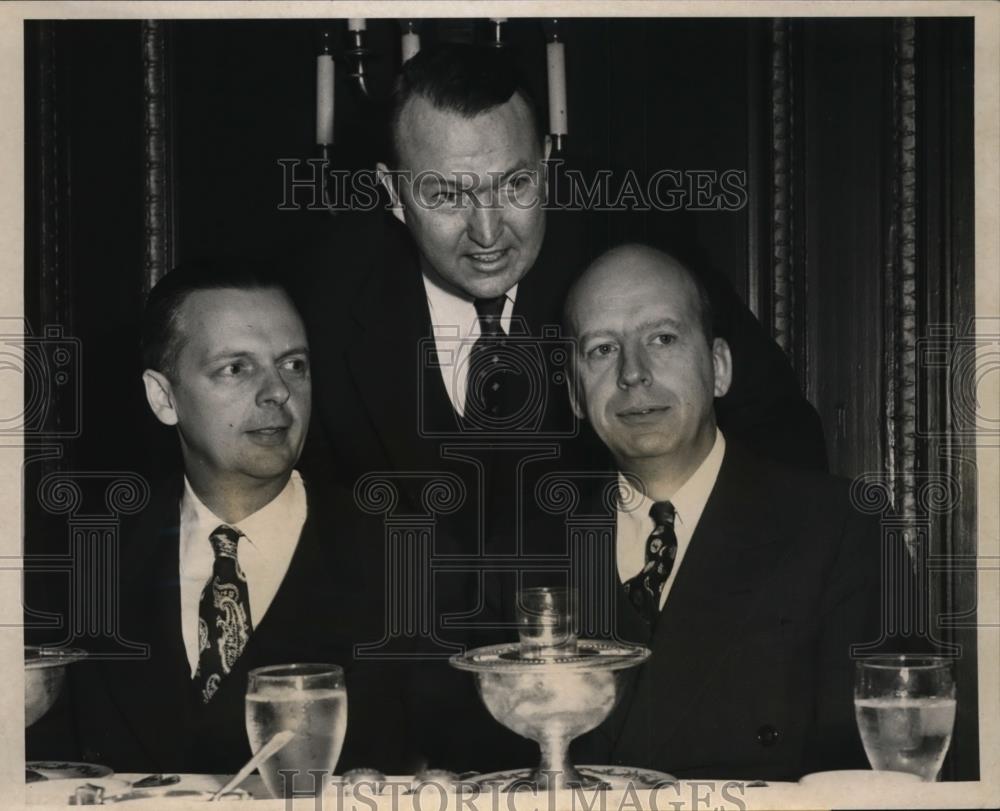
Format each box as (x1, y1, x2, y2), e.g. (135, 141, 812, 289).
(239, 501, 337, 661)
(610, 445, 788, 767)
(506, 218, 587, 438)
(344, 219, 460, 504)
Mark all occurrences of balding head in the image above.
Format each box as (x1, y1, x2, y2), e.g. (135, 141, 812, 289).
(385, 42, 544, 168)
(564, 242, 732, 492)
(566, 244, 715, 346)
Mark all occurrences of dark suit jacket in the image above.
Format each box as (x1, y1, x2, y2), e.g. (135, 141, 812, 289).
(562, 442, 883, 780)
(36, 476, 410, 776)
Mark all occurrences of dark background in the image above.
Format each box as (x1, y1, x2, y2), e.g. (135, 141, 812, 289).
(22, 16, 979, 779)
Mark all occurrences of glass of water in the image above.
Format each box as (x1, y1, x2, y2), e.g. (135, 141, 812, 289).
(516, 586, 578, 657)
(854, 656, 956, 781)
(245, 663, 347, 798)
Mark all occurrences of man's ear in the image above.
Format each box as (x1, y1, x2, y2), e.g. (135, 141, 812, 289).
(542, 136, 552, 189)
(142, 369, 179, 427)
(565, 365, 586, 421)
(376, 161, 406, 226)
(711, 337, 733, 398)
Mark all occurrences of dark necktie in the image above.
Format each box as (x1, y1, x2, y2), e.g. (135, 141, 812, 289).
(623, 501, 678, 624)
(465, 296, 508, 424)
(193, 524, 254, 704)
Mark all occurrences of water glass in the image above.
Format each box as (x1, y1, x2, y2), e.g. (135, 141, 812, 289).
(516, 586, 578, 657)
(245, 663, 347, 798)
(854, 656, 956, 781)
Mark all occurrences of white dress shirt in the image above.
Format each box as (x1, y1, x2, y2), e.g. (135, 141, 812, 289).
(616, 429, 726, 609)
(178, 471, 307, 676)
(422, 271, 517, 416)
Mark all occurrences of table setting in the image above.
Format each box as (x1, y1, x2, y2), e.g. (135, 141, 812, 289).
(24, 589, 959, 806)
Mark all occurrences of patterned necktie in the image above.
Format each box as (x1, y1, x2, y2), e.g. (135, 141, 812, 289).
(465, 296, 508, 424)
(623, 501, 678, 624)
(193, 524, 253, 704)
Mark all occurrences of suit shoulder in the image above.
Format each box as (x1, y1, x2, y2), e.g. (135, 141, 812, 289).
(118, 476, 182, 550)
(289, 210, 414, 299)
(302, 476, 359, 514)
(301, 475, 386, 537)
(723, 440, 857, 515)
(299, 476, 389, 590)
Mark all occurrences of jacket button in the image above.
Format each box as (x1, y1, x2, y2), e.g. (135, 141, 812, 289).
(756, 724, 779, 747)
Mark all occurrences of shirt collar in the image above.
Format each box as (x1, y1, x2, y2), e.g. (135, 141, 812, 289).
(617, 428, 726, 528)
(180, 471, 304, 560)
(422, 269, 518, 335)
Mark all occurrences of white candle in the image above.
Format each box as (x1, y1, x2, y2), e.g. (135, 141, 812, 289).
(546, 40, 568, 136)
(402, 31, 420, 63)
(348, 18, 366, 32)
(316, 54, 335, 145)
(489, 18, 506, 46)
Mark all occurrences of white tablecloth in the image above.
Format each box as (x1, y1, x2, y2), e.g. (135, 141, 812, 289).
(24, 770, 973, 808)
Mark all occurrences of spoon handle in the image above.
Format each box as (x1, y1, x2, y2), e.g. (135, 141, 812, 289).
(209, 730, 296, 801)
(131, 773, 180, 789)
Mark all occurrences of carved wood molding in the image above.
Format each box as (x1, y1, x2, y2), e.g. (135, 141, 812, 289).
(885, 17, 919, 534)
(770, 19, 793, 356)
(141, 20, 174, 292)
(33, 23, 69, 331)
(765, 19, 807, 384)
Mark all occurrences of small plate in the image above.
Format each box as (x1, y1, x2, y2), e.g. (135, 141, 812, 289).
(107, 788, 249, 803)
(472, 765, 676, 790)
(25, 777, 130, 804)
(26, 761, 113, 780)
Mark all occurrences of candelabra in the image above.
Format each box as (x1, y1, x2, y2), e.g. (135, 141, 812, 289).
(313, 18, 569, 157)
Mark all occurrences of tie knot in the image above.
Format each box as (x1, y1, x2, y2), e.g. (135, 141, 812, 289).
(649, 501, 675, 528)
(209, 524, 242, 560)
(474, 296, 506, 335)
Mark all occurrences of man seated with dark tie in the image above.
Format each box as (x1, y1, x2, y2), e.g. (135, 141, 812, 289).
(44, 259, 405, 777)
(563, 243, 882, 780)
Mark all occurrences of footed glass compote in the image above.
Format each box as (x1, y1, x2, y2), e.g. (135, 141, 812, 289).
(451, 639, 651, 790)
(451, 587, 656, 790)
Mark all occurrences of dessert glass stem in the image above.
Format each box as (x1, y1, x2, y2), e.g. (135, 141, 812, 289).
(534, 734, 586, 789)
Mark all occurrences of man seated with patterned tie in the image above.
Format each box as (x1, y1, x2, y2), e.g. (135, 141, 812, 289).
(563, 243, 884, 780)
(56, 259, 406, 776)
